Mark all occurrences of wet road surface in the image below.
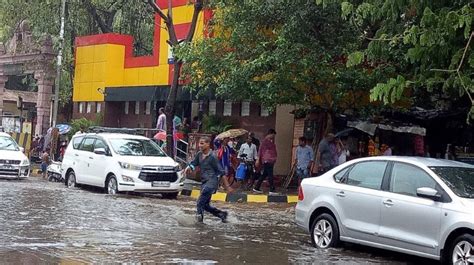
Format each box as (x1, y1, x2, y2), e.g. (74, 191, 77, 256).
(0, 178, 436, 264)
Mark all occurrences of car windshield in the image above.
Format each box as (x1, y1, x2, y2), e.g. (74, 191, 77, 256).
(109, 138, 166, 157)
(430, 166, 474, 198)
(0, 136, 19, 151)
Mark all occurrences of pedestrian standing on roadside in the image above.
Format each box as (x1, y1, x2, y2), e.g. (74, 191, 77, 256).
(238, 136, 258, 189)
(41, 149, 50, 178)
(295, 137, 314, 185)
(253, 129, 278, 195)
(156, 107, 166, 131)
(185, 136, 228, 223)
(214, 137, 235, 193)
(337, 138, 350, 165)
(249, 132, 260, 151)
(315, 133, 338, 175)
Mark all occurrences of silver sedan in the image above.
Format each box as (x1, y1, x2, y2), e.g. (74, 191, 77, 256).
(296, 156, 473, 265)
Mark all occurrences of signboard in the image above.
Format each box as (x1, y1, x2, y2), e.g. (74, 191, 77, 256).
(22, 122, 32, 134)
(1, 116, 21, 133)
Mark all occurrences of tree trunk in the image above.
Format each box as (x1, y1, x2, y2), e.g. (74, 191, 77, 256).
(164, 62, 182, 156)
(325, 111, 334, 135)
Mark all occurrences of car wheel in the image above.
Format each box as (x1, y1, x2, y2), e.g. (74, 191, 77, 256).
(311, 213, 340, 249)
(162, 192, 179, 199)
(66, 171, 76, 188)
(447, 233, 474, 265)
(106, 175, 119, 195)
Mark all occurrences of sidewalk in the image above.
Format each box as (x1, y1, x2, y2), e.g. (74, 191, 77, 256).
(181, 179, 298, 204)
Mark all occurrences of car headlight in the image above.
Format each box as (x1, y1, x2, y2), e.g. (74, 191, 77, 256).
(121, 175, 134, 182)
(174, 164, 182, 172)
(20, 159, 30, 167)
(118, 162, 142, 171)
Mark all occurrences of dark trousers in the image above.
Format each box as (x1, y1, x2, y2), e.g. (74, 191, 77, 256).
(197, 185, 223, 217)
(255, 162, 275, 192)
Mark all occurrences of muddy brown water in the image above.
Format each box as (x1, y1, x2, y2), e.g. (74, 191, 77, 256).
(0, 178, 435, 264)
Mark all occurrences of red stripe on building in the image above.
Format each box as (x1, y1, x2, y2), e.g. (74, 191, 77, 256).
(174, 23, 191, 40)
(157, 0, 189, 9)
(203, 9, 214, 37)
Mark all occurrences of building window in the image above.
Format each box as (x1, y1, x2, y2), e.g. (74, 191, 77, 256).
(260, 106, 269, 117)
(223, 101, 232, 116)
(79, 102, 84, 114)
(209, 100, 217, 115)
(124, 101, 129, 114)
(135, 101, 140, 115)
(96, 102, 101, 113)
(86, 102, 92, 113)
(146, 101, 151, 115)
(241, 101, 250, 117)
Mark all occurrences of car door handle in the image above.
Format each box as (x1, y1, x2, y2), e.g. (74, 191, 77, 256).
(336, 191, 346, 198)
(383, 199, 394, 207)
(89, 157, 93, 160)
(74, 154, 79, 157)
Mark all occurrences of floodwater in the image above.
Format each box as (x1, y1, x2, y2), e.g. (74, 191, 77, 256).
(0, 178, 435, 264)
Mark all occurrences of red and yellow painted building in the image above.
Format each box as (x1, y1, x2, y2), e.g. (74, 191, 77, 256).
(73, 0, 295, 175)
(73, 0, 211, 127)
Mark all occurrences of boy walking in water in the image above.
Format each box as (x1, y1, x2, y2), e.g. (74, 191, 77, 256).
(185, 136, 228, 223)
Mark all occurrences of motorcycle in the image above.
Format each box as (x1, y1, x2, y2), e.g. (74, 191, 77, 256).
(47, 161, 63, 183)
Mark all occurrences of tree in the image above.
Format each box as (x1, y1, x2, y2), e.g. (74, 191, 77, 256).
(342, 0, 474, 122)
(177, 0, 376, 132)
(0, 0, 156, 117)
(146, 0, 204, 155)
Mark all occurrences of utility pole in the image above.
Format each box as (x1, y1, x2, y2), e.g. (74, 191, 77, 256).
(52, 0, 66, 127)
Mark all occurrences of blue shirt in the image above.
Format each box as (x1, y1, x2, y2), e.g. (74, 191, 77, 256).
(296, 145, 314, 169)
(190, 151, 224, 189)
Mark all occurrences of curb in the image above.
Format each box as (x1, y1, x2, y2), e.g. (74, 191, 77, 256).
(180, 189, 298, 204)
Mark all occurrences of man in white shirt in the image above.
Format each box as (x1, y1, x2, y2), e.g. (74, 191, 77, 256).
(156, 107, 166, 131)
(238, 136, 258, 189)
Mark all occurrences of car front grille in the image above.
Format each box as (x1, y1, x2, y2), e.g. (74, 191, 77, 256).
(0, 168, 19, 176)
(139, 166, 178, 182)
(0, 160, 21, 165)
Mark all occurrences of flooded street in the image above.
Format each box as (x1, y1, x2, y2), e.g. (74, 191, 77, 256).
(1, 178, 434, 264)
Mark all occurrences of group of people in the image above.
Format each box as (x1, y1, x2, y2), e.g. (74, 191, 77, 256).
(156, 107, 202, 134)
(293, 133, 351, 182)
(185, 129, 279, 223)
(212, 129, 279, 194)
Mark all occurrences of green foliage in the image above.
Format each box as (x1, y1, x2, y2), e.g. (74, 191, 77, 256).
(0, 0, 155, 111)
(201, 115, 232, 134)
(68, 114, 102, 137)
(346, 51, 364, 67)
(179, 0, 372, 113)
(342, 0, 474, 121)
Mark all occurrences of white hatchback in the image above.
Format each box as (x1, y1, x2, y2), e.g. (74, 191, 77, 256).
(0, 132, 30, 179)
(61, 133, 185, 198)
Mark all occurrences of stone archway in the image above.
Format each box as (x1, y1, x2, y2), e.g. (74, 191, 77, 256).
(0, 20, 56, 135)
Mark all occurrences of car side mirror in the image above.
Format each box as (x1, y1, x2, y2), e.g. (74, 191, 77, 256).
(19, 147, 25, 153)
(416, 187, 441, 201)
(94, 148, 106, 155)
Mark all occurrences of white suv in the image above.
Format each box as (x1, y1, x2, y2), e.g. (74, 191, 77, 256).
(61, 133, 184, 198)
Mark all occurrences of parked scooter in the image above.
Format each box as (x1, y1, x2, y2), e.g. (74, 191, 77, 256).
(47, 161, 63, 182)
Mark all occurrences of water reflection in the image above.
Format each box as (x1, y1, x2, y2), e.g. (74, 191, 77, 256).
(0, 179, 433, 264)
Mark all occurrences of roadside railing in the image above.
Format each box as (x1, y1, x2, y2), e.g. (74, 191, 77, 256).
(88, 126, 189, 163)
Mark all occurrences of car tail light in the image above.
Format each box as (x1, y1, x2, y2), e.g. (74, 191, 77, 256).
(298, 186, 304, 201)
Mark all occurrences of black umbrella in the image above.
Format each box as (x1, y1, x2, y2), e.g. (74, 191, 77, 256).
(335, 128, 354, 137)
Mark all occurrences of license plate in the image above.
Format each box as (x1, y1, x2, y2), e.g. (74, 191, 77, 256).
(152, 181, 170, 187)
